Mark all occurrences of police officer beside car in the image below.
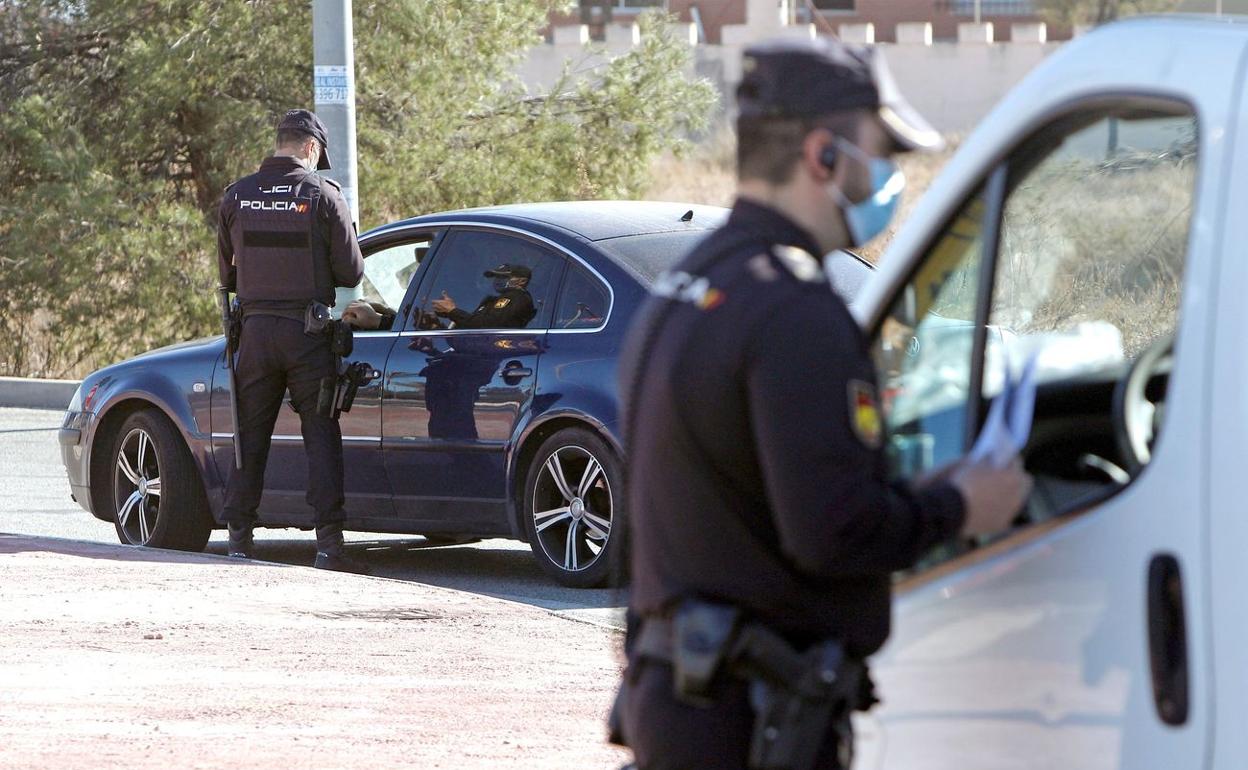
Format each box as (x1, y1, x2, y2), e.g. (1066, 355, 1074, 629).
(612, 39, 1033, 770)
(217, 109, 369, 574)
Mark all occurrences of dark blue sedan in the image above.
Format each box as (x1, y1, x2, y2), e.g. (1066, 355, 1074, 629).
(60, 201, 873, 586)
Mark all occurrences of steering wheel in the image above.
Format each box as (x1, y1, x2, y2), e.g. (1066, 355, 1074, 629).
(1111, 333, 1174, 477)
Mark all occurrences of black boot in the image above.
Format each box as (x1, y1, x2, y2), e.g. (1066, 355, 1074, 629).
(227, 523, 254, 559)
(313, 523, 371, 575)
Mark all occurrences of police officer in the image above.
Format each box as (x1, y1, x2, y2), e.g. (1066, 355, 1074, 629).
(217, 109, 368, 574)
(431, 263, 536, 329)
(613, 39, 1032, 769)
(343, 263, 536, 331)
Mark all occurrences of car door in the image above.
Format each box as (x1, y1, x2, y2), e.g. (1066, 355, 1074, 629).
(382, 226, 563, 532)
(853, 99, 1213, 769)
(209, 232, 437, 525)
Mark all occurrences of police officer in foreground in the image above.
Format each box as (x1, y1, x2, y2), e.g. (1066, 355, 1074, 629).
(217, 109, 368, 574)
(612, 39, 1032, 770)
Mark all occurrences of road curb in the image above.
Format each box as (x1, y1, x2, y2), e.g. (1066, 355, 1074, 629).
(0, 376, 80, 411)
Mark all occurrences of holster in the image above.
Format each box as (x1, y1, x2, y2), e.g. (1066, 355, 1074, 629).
(629, 600, 868, 770)
(317, 360, 379, 419)
(744, 640, 858, 770)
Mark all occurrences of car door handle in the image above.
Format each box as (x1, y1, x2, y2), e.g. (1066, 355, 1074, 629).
(501, 362, 533, 380)
(1147, 552, 1189, 726)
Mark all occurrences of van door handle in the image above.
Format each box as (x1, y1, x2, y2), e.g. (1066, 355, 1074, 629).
(1147, 553, 1189, 726)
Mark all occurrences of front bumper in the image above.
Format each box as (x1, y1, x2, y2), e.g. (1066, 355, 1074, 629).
(59, 410, 94, 514)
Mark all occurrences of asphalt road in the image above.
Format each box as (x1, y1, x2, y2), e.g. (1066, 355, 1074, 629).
(0, 407, 625, 629)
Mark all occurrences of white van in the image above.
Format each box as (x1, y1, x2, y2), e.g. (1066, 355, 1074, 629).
(851, 15, 1246, 770)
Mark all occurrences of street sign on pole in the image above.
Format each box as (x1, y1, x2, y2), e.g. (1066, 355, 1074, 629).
(312, 0, 361, 305)
(312, 0, 359, 226)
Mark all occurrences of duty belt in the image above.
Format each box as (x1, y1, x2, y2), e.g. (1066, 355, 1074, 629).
(634, 612, 864, 706)
(619, 601, 868, 770)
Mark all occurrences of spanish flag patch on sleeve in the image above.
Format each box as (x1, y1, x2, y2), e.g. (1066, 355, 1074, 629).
(848, 380, 883, 449)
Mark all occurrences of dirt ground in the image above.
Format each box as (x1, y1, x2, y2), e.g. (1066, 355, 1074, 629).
(0, 535, 630, 770)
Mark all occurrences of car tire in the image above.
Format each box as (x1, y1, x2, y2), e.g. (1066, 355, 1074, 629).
(106, 409, 212, 552)
(523, 427, 625, 588)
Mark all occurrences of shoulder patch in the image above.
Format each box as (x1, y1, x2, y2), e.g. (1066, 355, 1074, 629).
(652, 270, 726, 312)
(848, 380, 883, 450)
(771, 245, 823, 283)
(493, 298, 511, 309)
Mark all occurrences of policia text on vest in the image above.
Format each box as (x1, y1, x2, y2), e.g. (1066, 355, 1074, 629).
(215, 109, 369, 574)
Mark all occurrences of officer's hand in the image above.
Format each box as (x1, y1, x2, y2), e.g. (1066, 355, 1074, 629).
(949, 457, 1033, 537)
(431, 291, 456, 314)
(342, 300, 383, 330)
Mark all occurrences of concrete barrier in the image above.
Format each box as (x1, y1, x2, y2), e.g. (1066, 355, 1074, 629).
(0, 377, 80, 411)
(958, 22, 995, 44)
(839, 23, 875, 45)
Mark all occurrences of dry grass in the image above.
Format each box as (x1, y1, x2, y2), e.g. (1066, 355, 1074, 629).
(643, 128, 962, 263)
(994, 158, 1193, 356)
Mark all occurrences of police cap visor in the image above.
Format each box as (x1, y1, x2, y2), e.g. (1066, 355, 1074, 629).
(483, 264, 532, 280)
(736, 38, 943, 152)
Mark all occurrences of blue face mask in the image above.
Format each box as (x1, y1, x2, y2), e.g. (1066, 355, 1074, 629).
(828, 141, 906, 247)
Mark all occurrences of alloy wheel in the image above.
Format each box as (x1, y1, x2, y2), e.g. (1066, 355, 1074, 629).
(530, 445, 613, 574)
(113, 427, 162, 544)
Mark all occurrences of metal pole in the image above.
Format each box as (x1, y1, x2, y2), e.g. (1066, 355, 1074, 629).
(312, 0, 359, 226)
(974, 0, 982, 26)
(312, 0, 361, 305)
(1216, 0, 1223, 16)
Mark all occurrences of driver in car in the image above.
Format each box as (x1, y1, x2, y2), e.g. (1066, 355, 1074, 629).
(342, 263, 536, 331)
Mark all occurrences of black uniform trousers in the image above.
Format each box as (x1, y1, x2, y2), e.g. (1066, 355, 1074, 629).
(621, 661, 848, 770)
(222, 315, 345, 527)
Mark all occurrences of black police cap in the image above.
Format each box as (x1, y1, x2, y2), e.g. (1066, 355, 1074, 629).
(737, 37, 943, 152)
(277, 109, 332, 170)
(484, 264, 532, 280)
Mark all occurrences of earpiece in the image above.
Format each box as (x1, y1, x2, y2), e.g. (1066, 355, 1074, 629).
(819, 144, 839, 170)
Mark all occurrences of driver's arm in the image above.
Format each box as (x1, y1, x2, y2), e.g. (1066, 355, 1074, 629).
(342, 300, 397, 330)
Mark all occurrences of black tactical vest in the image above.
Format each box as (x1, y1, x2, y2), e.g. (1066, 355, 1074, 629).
(227, 171, 333, 305)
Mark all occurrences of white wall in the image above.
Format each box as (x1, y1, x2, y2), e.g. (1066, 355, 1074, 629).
(518, 23, 1064, 134)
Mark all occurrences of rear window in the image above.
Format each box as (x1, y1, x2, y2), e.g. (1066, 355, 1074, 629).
(594, 230, 714, 284)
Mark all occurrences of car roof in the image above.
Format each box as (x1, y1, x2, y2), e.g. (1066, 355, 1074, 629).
(368, 200, 730, 242)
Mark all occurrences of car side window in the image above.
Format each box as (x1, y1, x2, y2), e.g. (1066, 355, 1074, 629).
(359, 236, 432, 312)
(414, 230, 562, 331)
(554, 265, 610, 330)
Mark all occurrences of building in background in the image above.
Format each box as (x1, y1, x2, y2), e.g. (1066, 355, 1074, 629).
(565, 0, 1242, 43)
(539, 0, 1240, 133)
(569, 0, 1061, 43)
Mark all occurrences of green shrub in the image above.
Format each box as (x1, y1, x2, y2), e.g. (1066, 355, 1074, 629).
(0, 1, 713, 377)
